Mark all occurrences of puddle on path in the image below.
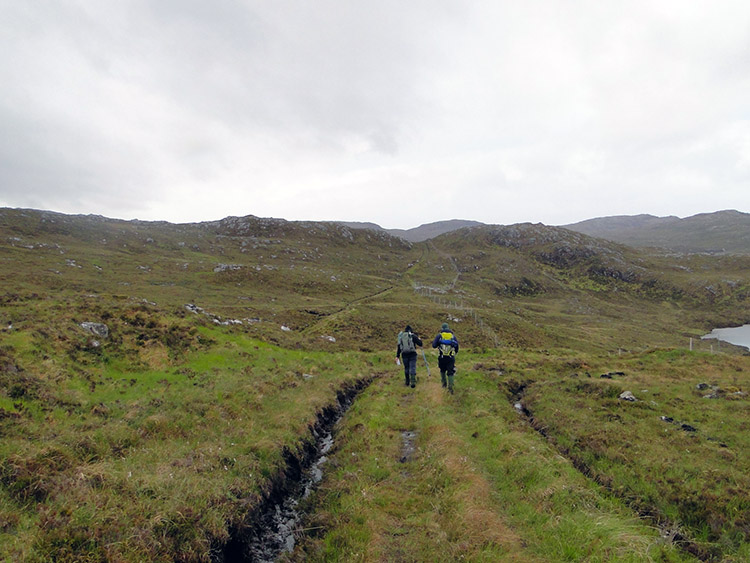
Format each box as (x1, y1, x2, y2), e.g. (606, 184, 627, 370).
(399, 430, 419, 463)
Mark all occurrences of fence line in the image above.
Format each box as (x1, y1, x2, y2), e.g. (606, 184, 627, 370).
(413, 282, 742, 355)
(413, 246, 743, 355)
(410, 243, 503, 347)
(413, 284, 500, 348)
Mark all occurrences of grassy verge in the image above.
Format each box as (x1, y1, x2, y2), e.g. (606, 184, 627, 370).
(518, 348, 750, 560)
(0, 325, 380, 562)
(292, 354, 691, 562)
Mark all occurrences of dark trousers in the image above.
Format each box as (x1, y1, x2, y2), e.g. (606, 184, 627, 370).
(438, 355, 456, 390)
(402, 353, 417, 386)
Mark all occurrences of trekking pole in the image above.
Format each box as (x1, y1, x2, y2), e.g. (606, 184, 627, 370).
(421, 349, 431, 377)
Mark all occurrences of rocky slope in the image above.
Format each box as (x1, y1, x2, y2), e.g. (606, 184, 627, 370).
(565, 210, 750, 254)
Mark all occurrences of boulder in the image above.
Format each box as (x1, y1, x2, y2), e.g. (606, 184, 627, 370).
(213, 263, 242, 273)
(80, 322, 109, 339)
(619, 391, 636, 402)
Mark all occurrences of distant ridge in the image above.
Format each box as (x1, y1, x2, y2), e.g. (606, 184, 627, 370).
(4, 207, 748, 253)
(339, 219, 485, 242)
(564, 210, 750, 254)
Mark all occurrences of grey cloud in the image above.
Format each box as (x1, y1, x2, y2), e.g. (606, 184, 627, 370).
(0, 1, 749, 226)
(131, 1, 451, 150)
(1, 1, 460, 218)
(0, 109, 154, 215)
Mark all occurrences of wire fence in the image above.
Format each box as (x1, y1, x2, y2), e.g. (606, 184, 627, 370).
(411, 243, 502, 348)
(414, 283, 746, 356)
(598, 336, 748, 358)
(689, 337, 748, 354)
(413, 284, 501, 348)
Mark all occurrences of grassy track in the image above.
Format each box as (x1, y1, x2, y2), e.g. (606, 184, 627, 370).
(292, 356, 692, 562)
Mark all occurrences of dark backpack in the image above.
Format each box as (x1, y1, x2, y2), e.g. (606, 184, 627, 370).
(398, 331, 416, 354)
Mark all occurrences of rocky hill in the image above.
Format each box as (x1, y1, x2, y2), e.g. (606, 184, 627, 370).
(3, 207, 750, 354)
(564, 209, 750, 254)
(0, 208, 418, 350)
(338, 218, 484, 242)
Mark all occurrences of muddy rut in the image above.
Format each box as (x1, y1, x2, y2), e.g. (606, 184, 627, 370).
(216, 376, 374, 562)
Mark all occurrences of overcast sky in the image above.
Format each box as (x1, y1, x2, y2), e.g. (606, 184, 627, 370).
(1, 1, 749, 229)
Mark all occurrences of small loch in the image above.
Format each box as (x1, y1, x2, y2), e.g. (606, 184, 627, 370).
(702, 324, 750, 350)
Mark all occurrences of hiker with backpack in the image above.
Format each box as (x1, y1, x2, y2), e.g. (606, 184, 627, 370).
(432, 323, 459, 393)
(396, 325, 423, 388)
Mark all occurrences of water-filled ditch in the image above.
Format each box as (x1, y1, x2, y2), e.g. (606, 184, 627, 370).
(244, 431, 334, 561)
(217, 377, 373, 562)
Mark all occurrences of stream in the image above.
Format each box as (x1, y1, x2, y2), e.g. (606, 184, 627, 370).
(245, 430, 335, 561)
(218, 377, 372, 562)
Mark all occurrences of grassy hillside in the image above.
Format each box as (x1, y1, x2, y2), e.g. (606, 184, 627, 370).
(420, 223, 750, 351)
(565, 210, 750, 255)
(0, 209, 419, 350)
(1, 208, 750, 561)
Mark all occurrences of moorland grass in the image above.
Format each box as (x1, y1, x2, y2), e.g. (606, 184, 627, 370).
(3, 209, 750, 561)
(0, 325, 378, 561)
(519, 348, 750, 560)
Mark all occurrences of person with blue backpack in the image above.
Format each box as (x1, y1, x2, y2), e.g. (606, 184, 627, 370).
(432, 323, 459, 393)
(396, 325, 423, 388)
